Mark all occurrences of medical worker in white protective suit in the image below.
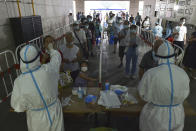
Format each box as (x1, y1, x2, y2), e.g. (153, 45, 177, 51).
(138, 40, 190, 131)
(152, 22, 163, 38)
(11, 44, 64, 131)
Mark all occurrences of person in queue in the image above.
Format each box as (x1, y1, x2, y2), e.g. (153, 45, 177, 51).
(107, 13, 115, 45)
(72, 21, 88, 59)
(135, 12, 142, 26)
(124, 25, 141, 79)
(164, 21, 173, 39)
(152, 22, 163, 38)
(40, 35, 63, 64)
(183, 32, 196, 79)
(142, 16, 151, 30)
(139, 39, 163, 79)
(125, 12, 129, 21)
(59, 31, 81, 82)
(173, 18, 187, 51)
(138, 40, 190, 131)
(129, 14, 134, 24)
(68, 11, 74, 25)
(84, 22, 94, 57)
(11, 43, 64, 131)
(87, 15, 95, 47)
(94, 17, 102, 46)
(74, 61, 97, 87)
(113, 17, 124, 54)
(118, 20, 130, 68)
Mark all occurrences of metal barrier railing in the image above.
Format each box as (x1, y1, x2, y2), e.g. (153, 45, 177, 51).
(137, 25, 185, 65)
(0, 22, 185, 104)
(15, 36, 44, 64)
(14, 24, 71, 75)
(0, 50, 18, 103)
(0, 24, 71, 104)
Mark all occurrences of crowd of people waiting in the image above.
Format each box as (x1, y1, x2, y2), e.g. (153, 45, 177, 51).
(10, 10, 196, 131)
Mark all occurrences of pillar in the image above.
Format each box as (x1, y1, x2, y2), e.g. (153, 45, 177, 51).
(75, 0, 84, 13)
(129, 0, 139, 16)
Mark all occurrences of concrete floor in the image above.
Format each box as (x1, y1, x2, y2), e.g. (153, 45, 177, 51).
(0, 37, 196, 131)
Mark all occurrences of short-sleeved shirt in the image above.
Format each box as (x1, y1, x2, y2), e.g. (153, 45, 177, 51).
(124, 30, 142, 47)
(59, 44, 79, 72)
(73, 29, 87, 44)
(143, 20, 150, 30)
(139, 50, 158, 71)
(135, 15, 141, 22)
(119, 28, 130, 46)
(173, 26, 187, 41)
(113, 23, 124, 37)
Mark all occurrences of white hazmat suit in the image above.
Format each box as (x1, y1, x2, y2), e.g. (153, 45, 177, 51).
(138, 42, 190, 131)
(11, 45, 64, 131)
(152, 24, 163, 38)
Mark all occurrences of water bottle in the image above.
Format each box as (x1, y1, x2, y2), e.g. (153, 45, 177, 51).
(78, 87, 83, 99)
(105, 80, 110, 90)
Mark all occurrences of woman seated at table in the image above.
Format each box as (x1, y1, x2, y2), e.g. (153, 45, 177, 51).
(74, 61, 97, 87)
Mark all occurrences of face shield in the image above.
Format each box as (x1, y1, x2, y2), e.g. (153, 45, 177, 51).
(155, 41, 175, 65)
(19, 45, 41, 73)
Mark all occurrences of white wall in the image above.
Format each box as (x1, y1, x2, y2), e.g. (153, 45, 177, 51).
(143, 0, 157, 25)
(0, 0, 73, 52)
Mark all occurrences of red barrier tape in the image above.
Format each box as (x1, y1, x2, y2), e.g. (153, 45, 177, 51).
(14, 64, 20, 70)
(0, 72, 4, 78)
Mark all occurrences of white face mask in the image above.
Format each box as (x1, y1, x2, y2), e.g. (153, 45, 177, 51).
(81, 67, 88, 72)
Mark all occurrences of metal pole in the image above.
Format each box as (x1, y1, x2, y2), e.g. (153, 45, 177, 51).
(17, 0, 22, 17)
(99, 39, 102, 88)
(31, 0, 35, 16)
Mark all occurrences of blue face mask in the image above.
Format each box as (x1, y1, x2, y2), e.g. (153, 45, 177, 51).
(152, 51, 159, 62)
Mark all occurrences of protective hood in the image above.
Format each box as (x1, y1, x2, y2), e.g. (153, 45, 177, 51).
(20, 45, 41, 73)
(156, 41, 175, 65)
